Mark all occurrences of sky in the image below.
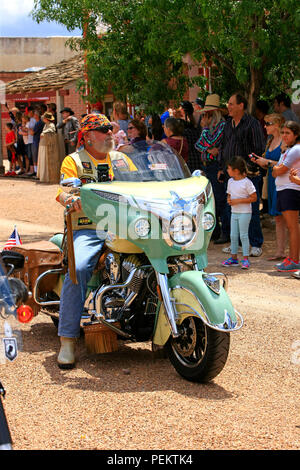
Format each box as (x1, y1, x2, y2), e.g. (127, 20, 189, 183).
(0, 1, 82, 37)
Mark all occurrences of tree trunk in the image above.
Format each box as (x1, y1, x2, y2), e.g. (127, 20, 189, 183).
(247, 67, 262, 115)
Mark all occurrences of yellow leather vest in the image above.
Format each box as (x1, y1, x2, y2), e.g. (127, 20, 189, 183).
(69, 148, 131, 231)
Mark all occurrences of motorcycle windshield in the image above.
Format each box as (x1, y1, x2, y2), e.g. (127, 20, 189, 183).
(113, 141, 191, 182)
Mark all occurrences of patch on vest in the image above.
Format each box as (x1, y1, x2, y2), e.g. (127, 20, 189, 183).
(82, 161, 92, 170)
(77, 217, 93, 226)
(113, 159, 127, 169)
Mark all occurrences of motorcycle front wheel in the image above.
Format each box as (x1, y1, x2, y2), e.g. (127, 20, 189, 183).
(166, 316, 230, 383)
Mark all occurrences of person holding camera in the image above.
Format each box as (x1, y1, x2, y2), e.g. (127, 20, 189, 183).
(250, 113, 286, 260)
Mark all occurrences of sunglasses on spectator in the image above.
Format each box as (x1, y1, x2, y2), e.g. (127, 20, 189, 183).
(96, 125, 113, 133)
(264, 121, 274, 126)
(127, 126, 136, 130)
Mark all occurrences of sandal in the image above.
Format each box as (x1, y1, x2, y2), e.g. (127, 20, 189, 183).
(267, 255, 285, 261)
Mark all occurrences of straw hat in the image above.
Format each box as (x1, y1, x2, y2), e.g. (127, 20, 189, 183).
(199, 94, 221, 113)
(42, 112, 55, 121)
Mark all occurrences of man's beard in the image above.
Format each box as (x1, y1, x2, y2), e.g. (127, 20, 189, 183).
(95, 136, 114, 153)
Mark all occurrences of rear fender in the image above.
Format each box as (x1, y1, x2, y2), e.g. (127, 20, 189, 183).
(153, 271, 243, 346)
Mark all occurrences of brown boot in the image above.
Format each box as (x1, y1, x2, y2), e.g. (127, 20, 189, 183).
(57, 337, 76, 369)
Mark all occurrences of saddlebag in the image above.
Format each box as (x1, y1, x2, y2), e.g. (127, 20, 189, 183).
(8, 241, 64, 315)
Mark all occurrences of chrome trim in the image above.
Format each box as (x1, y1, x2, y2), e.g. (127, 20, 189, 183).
(156, 273, 180, 338)
(170, 286, 243, 332)
(33, 268, 64, 306)
(208, 272, 228, 291)
(134, 189, 206, 250)
(94, 267, 138, 316)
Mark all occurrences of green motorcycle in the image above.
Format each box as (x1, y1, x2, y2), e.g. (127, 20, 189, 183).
(33, 141, 243, 383)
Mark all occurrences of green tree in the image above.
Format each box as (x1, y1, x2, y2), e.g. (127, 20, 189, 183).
(32, 0, 300, 113)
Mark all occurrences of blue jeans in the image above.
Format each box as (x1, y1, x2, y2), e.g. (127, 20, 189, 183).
(230, 212, 252, 256)
(204, 162, 230, 238)
(58, 229, 105, 338)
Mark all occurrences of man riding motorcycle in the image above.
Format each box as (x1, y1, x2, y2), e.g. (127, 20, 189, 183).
(56, 113, 136, 369)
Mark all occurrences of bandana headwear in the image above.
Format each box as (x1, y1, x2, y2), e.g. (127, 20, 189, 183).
(80, 113, 111, 133)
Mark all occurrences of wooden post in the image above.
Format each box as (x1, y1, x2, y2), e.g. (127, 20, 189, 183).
(56, 89, 65, 163)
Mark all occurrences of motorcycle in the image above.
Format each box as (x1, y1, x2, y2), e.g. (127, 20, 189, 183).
(0, 255, 33, 449)
(4, 141, 243, 383)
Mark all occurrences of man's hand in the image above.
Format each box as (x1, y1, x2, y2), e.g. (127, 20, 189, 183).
(66, 196, 82, 212)
(59, 192, 82, 212)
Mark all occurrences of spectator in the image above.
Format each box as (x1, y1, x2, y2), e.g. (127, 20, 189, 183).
(289, 168, 300, 279)
(118, 118, 147, 153)
(179, 100, 202, 173)
(255, 99, 269, 139)
(19, 115, 30, 173)
(29, 110, 44, 176)
(26, 106, 37, 176)
(57, 107, 79, 156)
(112, 102, 130, 135)
(40, 103, 47, 115)
(5, 103, 19, 129)
(222, 156, 257, 269)
(148, 114, 164, 141)
(4, 122, 17, 176)
(91, 101, 103, 115)
(194, 94, 226, 240)
(250, 113, 286, 260)
(14, 111, 26, 174)
(47, 103, 57, 125)
(273, 93, 300, 123)
(162, 117, 189, 162)
(218, 92, 266, 256)
(272, 121, 300, 272)
(37, 112, 60, 184)
(111, 121, 128, 149)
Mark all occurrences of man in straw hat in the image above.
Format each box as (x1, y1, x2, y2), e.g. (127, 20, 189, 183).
(195, 94, 227, 242)
(56, 113, 136, 369)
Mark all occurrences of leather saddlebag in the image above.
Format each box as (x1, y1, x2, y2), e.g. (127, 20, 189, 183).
(11, 240, 64, 315)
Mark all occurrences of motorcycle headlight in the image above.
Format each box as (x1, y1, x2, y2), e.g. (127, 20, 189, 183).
(202, 212, 215, 231)
(169, 213, 195, 244)
(134, 218, 151, 238)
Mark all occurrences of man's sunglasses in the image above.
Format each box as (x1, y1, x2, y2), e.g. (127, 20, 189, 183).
(265, 121, 274, 126)
(95, 124, 113, 133)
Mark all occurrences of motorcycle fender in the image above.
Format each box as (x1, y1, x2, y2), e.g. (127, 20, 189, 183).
(153, 271, 239, 346)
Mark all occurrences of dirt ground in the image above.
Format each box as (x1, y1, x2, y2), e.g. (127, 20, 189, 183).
(0, 177, 299, 451)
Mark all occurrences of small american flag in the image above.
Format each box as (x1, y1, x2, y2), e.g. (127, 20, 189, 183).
(2, 226, 22, 251)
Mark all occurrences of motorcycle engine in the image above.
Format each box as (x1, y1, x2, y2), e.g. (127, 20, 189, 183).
(100, 253, 158, 338)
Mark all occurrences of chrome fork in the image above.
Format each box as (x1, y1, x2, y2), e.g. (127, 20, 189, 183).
(156, 273, 180, 338)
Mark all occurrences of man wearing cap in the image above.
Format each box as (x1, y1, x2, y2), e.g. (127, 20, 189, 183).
(57, 107, 80, 155)
(56, 113, 136, 369)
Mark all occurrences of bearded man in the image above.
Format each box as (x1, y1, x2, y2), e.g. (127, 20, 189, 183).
(56, 114, 136, 369)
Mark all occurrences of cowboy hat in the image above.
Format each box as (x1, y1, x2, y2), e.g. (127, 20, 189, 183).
(199, 94, 221, 113)
(60, 107, 75, 115)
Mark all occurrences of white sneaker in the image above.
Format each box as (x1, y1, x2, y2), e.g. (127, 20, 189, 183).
(250, 247, 262, 257)
(222, 245, 243, 254)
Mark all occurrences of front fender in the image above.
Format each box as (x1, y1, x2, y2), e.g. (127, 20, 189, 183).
(153, 271, 243, 346)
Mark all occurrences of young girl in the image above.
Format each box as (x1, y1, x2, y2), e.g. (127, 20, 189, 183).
(222, 156, 257, 269)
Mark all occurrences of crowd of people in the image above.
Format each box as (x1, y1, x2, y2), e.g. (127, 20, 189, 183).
(3, 91, 300, 278)
(4, 102, 77, 183)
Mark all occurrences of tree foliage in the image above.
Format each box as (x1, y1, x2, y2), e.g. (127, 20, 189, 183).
(32, 0, 300, 112)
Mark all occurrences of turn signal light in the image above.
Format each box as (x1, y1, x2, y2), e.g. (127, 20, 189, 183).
(17, 305, 34, 323)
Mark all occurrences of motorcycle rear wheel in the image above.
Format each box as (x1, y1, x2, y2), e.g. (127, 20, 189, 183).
(166, 316, 230, 383)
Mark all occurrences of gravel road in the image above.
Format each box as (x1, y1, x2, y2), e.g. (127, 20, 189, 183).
(0, 178, 299, 450)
